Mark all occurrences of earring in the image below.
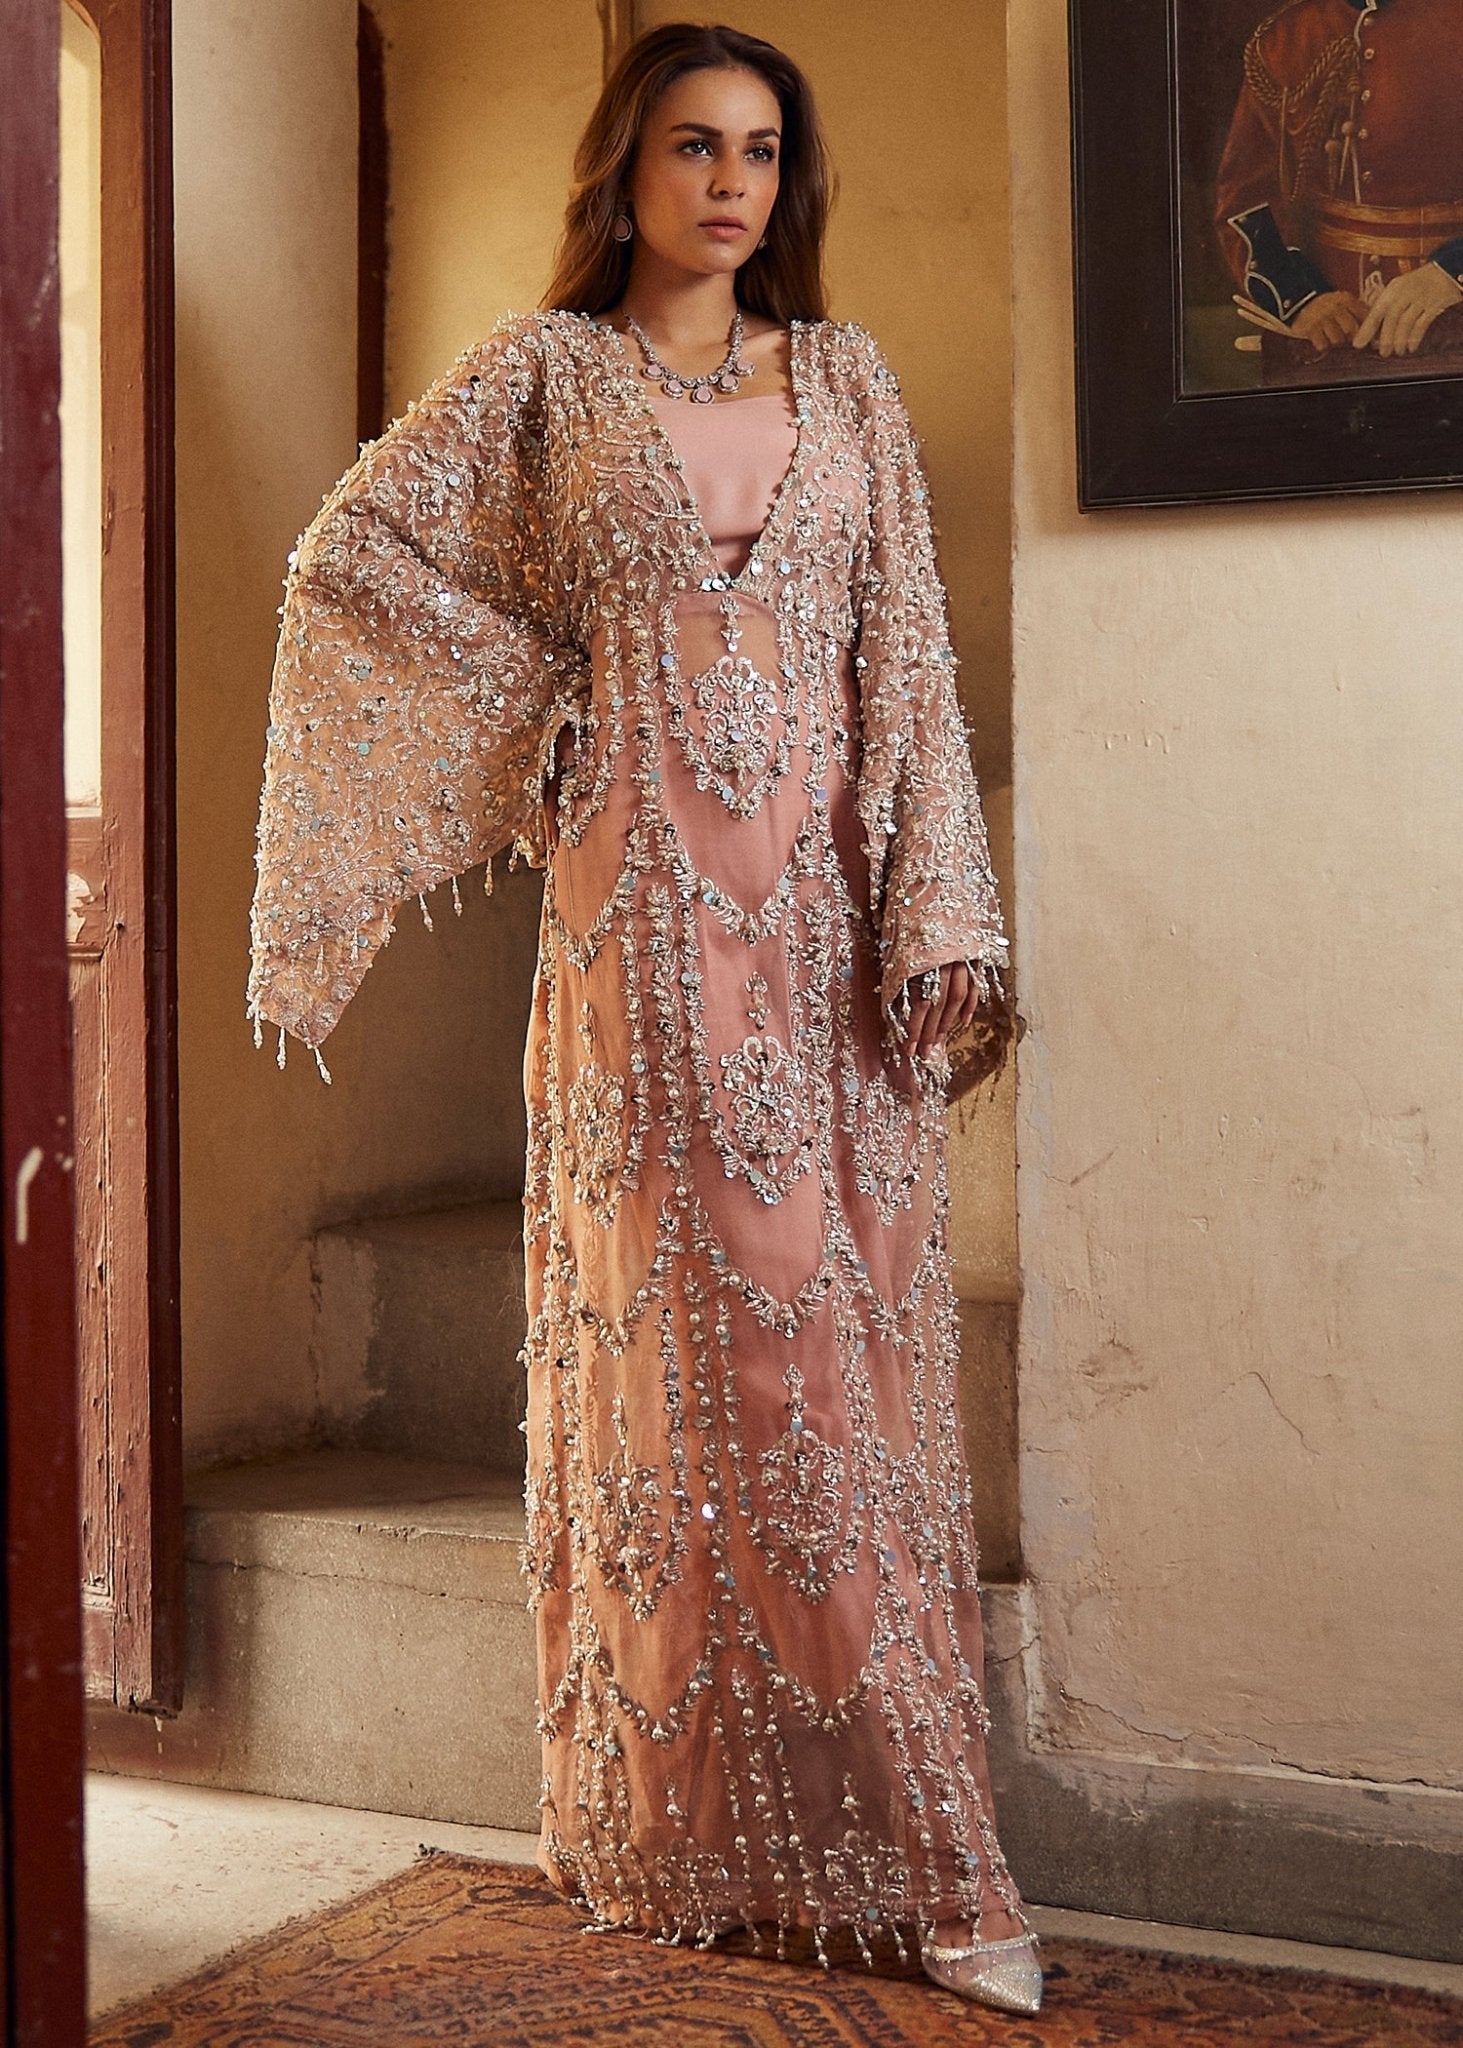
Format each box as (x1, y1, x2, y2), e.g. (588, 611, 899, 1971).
(611, 211, 633, 243)
(756, 232, 769, 249)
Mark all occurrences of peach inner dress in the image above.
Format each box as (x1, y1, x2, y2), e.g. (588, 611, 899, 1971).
(526, 368, 1026, 1954)
(648, 388, 801, 580)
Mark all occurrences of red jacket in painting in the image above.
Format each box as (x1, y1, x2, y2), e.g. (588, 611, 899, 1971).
(1214, 0, 1463, 322)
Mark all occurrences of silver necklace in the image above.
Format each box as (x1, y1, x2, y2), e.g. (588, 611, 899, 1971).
(622, 307, 755, 403)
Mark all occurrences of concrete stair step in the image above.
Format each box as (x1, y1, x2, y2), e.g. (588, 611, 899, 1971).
(306, 1201, 1022, 1570)
(310, 1198, 528, 1470)
(86, 1449, 541, 1834)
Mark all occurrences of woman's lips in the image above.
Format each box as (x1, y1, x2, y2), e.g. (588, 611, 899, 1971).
(700, 222, 746, 238)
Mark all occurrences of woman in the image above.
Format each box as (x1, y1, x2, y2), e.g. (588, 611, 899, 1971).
(246, 20, 1037, 2017)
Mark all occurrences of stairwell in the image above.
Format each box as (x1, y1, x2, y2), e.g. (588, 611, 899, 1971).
(87, 1194, 1023, 1845)
(86, 1199, 542, 1833)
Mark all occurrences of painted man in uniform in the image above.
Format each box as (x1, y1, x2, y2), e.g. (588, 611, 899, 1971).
(1215, 0, 1463, 356)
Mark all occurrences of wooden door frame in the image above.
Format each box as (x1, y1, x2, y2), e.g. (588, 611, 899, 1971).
(66, 0, 182, 1715)
(1, 0, 89, 2032)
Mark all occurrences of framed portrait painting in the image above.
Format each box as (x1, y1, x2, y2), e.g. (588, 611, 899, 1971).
(1070, 0, 1463, 508)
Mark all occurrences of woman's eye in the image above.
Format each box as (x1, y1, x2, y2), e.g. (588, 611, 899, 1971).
(677, 139, 778, 163)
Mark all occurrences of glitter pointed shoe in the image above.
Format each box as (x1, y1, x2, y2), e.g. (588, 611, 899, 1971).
(919, 1928, 1043, 2014)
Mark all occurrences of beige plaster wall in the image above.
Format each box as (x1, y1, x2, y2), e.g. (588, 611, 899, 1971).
(1010, 0, 1463, 1787)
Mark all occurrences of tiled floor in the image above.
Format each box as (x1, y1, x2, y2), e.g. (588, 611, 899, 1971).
(85, 1772, 1463, 2021)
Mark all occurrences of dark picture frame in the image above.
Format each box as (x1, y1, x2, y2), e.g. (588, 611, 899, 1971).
(1070, 0, 1463, 509)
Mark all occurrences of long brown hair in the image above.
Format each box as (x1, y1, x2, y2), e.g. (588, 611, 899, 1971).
(541, 22, 836, 324)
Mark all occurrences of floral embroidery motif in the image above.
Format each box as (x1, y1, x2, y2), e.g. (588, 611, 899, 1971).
(755, 1358, 851, 1598)
(564, 1001, 625, 1223)
(667, 651, 795, 818)
(854, 1068, 920, 1222)
(709, 972, 814, 1202)
(718, 1030, 812, 1195)
(590, 1390, 671, 1619)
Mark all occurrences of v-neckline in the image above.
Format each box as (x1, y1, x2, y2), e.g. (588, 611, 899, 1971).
(589, 313, 808, 593)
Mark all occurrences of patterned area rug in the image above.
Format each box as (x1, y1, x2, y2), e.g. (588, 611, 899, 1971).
(89, 1851, 1463, 2046)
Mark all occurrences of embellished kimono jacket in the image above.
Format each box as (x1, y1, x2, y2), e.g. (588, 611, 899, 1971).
(245, 307, 1027, 1956)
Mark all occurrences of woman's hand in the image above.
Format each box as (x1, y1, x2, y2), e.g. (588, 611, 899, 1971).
(1352, 264, 1463, 357)
(903, 961, 982, 1062)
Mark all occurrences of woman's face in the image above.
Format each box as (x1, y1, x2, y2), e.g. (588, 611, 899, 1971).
(624, 64, 782, 280)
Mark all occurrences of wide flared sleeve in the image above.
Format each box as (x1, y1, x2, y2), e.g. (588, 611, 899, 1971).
(846, 324, 1014, 1102)
(245, 313, 588, 1076)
